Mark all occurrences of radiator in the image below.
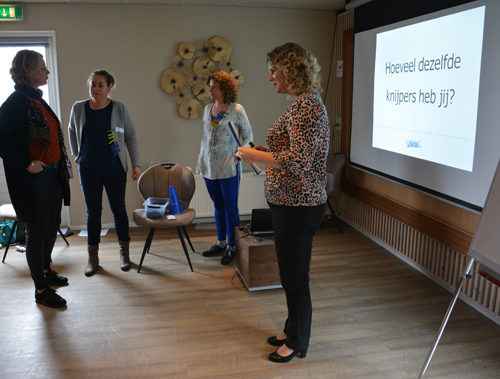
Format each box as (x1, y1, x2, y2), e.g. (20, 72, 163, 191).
(339, 192, 500, 322)
(191, 173, 268, 219)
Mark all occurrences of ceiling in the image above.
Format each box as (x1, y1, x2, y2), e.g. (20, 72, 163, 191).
(16, 0, 347, 11)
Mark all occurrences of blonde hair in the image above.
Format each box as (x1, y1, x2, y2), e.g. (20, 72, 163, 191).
(10, 49, 43, 87)
(267, 43, 322, 95)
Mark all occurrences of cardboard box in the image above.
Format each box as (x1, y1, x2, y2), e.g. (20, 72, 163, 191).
(235, 228, 282, 291)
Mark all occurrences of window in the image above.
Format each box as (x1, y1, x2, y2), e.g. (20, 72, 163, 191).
(0, 31, 60, 114)
(0, 31, 68, 226)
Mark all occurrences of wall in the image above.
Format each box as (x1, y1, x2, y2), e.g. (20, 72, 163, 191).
(0, 3, 336, 228)
(332, 9, 499, 323)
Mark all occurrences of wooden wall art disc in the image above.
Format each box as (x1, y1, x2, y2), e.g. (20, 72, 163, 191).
(208, 36, 232, 62)
(178, 42, 195, 59)
(179, 98, 201, 119)
(193, 57, 216, 78)
(161, 69, 186, 93)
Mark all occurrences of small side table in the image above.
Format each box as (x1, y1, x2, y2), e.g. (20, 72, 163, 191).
(235, 228, 282, 291)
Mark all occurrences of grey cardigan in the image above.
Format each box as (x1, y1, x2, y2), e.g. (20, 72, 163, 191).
(68, 99, 141, 172)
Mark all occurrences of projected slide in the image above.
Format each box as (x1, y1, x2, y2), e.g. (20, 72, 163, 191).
(372, 6, 485, 172)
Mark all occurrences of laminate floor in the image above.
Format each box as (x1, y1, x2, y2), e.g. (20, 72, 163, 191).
(0, 223, 499, 378)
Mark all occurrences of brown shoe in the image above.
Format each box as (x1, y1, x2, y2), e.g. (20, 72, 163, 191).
(119, 240, 131, 271)
(85, 245, 99, 277)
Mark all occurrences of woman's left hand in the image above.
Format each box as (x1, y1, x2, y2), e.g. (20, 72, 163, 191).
(26, 160, 45, 174)
(238, 146, 282, 169)
(131, 166, 141, 181)
(238, 147, 254, 163)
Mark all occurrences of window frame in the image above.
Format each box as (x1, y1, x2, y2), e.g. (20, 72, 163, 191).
(0, 30, 70, 227)
(0, 30, 61, 117)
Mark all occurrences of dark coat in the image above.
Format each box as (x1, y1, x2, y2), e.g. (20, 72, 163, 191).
(0, 87, 70, 223)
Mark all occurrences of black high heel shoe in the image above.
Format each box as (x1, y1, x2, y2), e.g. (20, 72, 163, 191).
(268, 348, 307, 363)
(267, 336, 286, 347)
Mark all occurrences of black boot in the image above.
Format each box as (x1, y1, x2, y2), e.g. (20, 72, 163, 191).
(35, 288, 67, 308)
(44, 268, 69, 286)
(202, 244, 226, 257)
(220, 246, 235, 265)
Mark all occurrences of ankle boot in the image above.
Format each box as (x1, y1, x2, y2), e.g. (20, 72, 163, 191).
(119, 240, 131, 271)
(85, 245, 99, 277)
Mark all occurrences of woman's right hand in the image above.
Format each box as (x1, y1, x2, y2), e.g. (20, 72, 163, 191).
(254, 145, 268, 152)
(26, 160, 45, 174)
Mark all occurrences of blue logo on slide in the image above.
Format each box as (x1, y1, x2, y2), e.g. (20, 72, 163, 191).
(406, 139, 421, 148)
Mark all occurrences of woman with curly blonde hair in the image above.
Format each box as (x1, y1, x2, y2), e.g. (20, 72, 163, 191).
(239, 43, 329, 363)
(266, 42, 323, 95)
(197, 71, 253, 265)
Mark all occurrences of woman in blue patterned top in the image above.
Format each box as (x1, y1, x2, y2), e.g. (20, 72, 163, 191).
(239, 43, 329, 363)
(196, 71, 253, 265)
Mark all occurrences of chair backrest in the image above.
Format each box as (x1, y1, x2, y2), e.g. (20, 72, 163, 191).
(137, 163, 196, 210)
(326, 153, 346, 196)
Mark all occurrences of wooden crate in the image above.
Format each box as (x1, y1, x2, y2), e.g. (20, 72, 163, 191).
(235, 228, 282, 291)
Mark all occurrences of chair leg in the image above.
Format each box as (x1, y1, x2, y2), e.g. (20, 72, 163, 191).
(177, 226, 194, 272)
(335, 213, 344, 235)
(58, 228, 69, 246)
(181, 226, 196, 253)
(137, 228, 156, 273)
(2, 221, 17, 263)
(327, 198, 335, 217)
(327, 199, 343, 234)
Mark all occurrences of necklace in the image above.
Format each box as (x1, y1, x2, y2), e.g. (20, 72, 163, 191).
(210, 110, 228, 130)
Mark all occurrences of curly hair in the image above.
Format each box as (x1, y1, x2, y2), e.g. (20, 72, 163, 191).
(207, 71, 238, 103)
(266, 43, 322, 95)
(88, 69, 115, 88)
(10, 49, 43, 87)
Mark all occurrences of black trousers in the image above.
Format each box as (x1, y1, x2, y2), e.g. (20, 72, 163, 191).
(25, 167, 62, 290)
(269, 202, 326, 352)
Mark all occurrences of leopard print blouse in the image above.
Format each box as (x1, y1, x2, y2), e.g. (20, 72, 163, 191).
(265, 89, 330, 206)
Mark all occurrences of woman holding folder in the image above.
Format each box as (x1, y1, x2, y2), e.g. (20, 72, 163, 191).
(196, 71, 253, 265)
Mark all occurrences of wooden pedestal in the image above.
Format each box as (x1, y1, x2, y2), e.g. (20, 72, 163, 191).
(235, 228, 282, 291)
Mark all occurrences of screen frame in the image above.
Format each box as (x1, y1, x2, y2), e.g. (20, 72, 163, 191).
(349, 0, 489, 213)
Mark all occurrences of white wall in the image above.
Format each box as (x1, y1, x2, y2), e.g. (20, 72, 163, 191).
(0, 4, 336, 228)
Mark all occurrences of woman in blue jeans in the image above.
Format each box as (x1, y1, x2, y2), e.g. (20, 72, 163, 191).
(239, 43, 329, 363)
(68, 70, 141, 276)
(196, 71, 253, 265)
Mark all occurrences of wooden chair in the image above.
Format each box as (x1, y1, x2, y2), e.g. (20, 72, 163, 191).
(0, 203, 69, 263)
(132, 163, 196, 273)
(326, 153, 346, 234)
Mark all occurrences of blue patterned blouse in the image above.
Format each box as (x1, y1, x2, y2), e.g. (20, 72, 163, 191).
(196, 102, 253, 180)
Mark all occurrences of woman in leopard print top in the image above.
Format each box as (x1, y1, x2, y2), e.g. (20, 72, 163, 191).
(239, 43, 329, 363)
(264, 89, 329, 206)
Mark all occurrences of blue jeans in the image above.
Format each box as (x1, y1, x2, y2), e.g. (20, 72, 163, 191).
(269, 202, 326, 352)
(79, 167, 129, 245)
(204, 176, 240, 246)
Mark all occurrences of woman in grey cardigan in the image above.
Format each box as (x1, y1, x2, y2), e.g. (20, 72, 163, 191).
(68, 70, 141, 276)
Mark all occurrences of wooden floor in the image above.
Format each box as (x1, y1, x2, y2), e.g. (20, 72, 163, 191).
(1, 222, 499, 379)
